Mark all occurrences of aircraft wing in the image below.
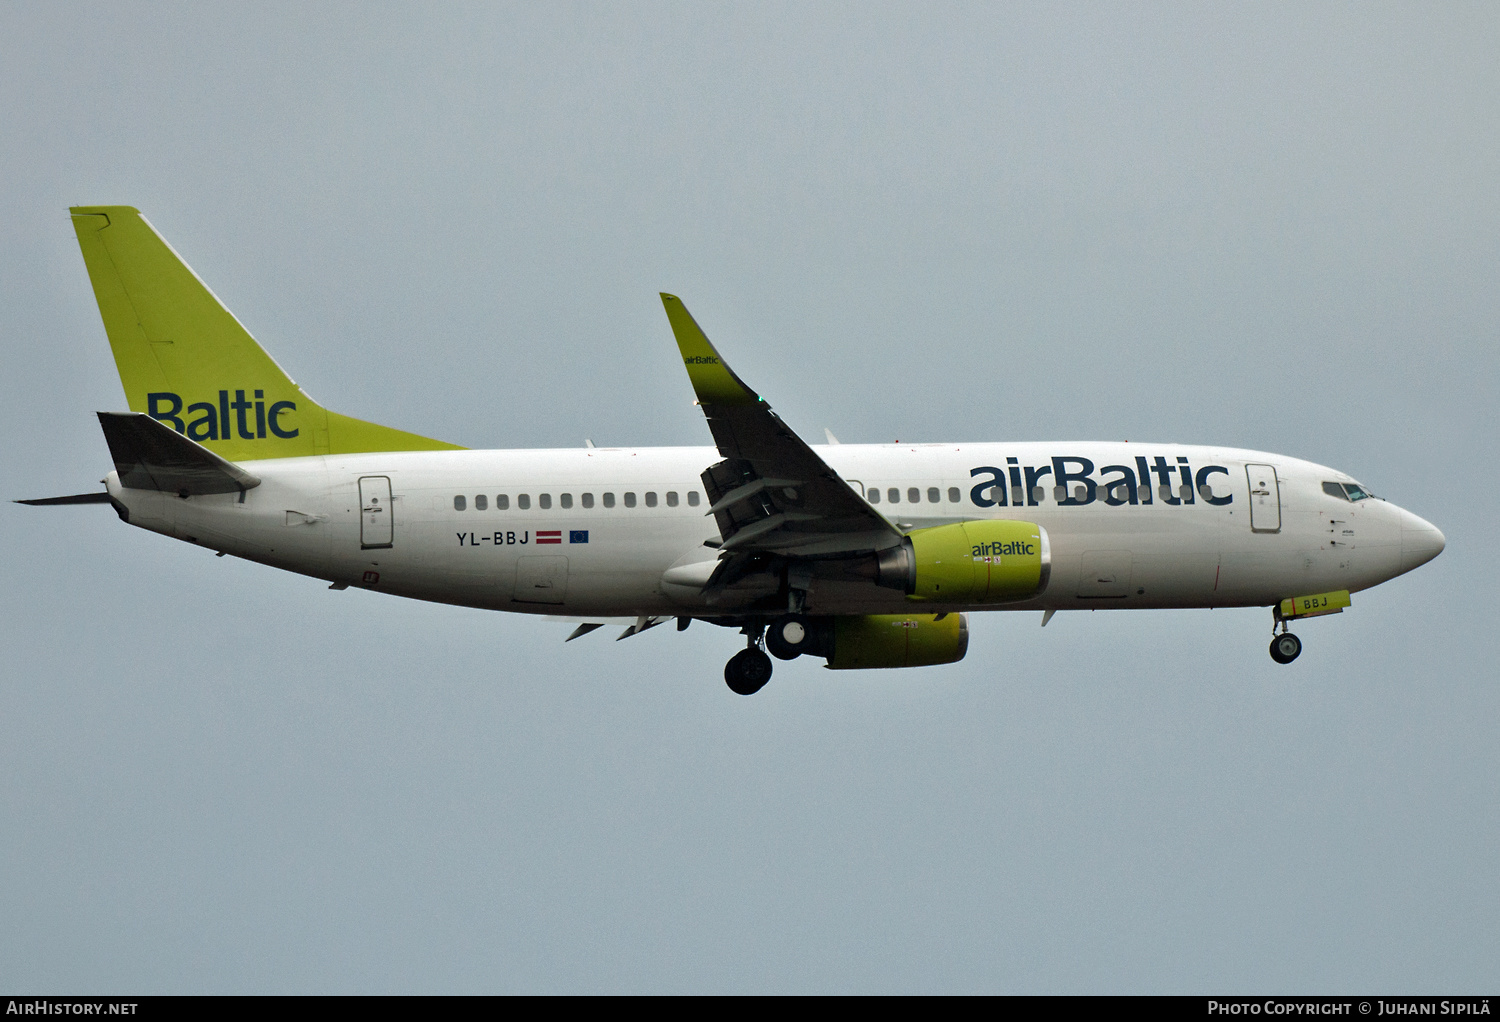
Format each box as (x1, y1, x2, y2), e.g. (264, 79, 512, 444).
(660, 294, 902, 559)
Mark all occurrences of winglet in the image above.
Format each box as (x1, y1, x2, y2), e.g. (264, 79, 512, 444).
(659, 294, 761, 407)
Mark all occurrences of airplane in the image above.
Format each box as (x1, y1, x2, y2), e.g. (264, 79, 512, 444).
(19, 206, 1446, 695)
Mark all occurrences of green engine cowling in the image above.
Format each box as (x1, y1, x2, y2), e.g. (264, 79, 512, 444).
(826, 613, 970, 670)
(875, 519, 1051, 604)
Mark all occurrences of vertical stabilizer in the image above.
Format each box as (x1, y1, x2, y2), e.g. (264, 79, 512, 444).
(69, 206, 461, 461)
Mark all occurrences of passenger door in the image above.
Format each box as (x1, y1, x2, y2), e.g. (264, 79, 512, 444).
(1246, 464, 1280, 533)
(359, 476, 393, 549)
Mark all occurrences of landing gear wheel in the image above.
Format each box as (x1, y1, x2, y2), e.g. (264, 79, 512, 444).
(1269, 632, 1302, 664)
(725, 648, 773, 695)
(766, 614, 812, 661)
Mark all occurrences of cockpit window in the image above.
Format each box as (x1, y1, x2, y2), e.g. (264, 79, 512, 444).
(1323, 480, 1373, 502)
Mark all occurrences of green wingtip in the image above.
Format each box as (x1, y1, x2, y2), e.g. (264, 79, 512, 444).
(659, 294, 759, 407)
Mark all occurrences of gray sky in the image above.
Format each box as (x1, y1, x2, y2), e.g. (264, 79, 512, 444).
(2, 2, 1496, 993)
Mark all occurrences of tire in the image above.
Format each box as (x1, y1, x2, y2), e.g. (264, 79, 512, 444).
(765, 614, 812, 661)
(725, 648, 774, 695)
(1269, 632, 1303, 664)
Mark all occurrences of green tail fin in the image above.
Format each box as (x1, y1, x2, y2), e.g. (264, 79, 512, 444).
(69, 206, 462, 461)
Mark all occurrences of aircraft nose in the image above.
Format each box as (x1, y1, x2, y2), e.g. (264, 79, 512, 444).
(1399, 508, 1446, 573)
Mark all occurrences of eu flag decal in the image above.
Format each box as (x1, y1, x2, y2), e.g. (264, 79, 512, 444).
(570, 530, 589, 544)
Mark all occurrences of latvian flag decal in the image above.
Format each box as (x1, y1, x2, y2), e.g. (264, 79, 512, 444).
(536, 530, 563, 545)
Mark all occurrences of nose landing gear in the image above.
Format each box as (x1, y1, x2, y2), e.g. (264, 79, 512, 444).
(1269, 631, 1303, 664)
(1268, 604, 1304, 664)
(725, 626, 773, 695)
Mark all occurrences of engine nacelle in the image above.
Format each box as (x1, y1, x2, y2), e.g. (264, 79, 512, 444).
(827, 613, 970, 670)
(875, 519, 1050, 604)
(765, 612, 970, 669)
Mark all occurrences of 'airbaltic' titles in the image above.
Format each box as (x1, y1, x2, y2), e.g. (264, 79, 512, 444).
(967, 457, 1233, 508)
(146, 390, 298, 441)
(973, 540, 1036, 557)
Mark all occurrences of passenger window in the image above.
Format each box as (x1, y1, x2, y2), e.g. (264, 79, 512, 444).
(1031, 486, 1046, 504)
(453, 495, 466, 511)
(603, 493, 615, 508)
(645, 492, 658, 507)
(867, 488, 881, 504)
(1322, 482, 1348, 500)
(539, 494, 551, 510)
(581, 493, 594, 508)
(1159, 485, 1172, 503)
(496, 494, 509, 510)
(947, 487, 960, 503)
(1178, 484, 1192, 502)
(475, 494, 488, 511)
(560, 493, 573, 509)
(687, 491, 701, 507)
(887, 488, 900, 504)
(1076, 485, 1089, 502)
(905, 487, 918, 504)
(666, 491, 679, 507)
(927, 487, 940, 503)
(518, 494, 531, 510)
(1054, 485, 1067, 502)
(624, 492, 637, 508)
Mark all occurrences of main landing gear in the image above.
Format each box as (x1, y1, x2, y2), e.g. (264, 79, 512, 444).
(725, 626, 773, 696)
(765, 613, 814, 661)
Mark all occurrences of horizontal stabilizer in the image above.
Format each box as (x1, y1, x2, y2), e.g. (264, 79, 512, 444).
(98, 411, 261, 495)
(15, 492, 112, 506)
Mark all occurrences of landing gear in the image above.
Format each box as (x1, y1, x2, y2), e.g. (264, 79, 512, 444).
(724, 624, 773, 695)
(1269, 604, 1304, 664)
(725, 647, 773, 695)
(1269, 632, 1302, 664)
(765, 614, 813, 660)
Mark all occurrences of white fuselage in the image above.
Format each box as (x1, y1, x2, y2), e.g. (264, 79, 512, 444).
(104, 442, 1444, 618)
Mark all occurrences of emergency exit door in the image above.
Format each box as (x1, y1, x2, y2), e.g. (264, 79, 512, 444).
(359, 476, 393, 549)
(1246, 464, 1281, 533)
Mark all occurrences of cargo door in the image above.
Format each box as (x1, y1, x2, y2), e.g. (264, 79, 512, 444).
(1077, 550, 1131, 598)
(514, 555, 569, 604)
(359, 476, 393, 549)
(1246, 464, 1280, 533)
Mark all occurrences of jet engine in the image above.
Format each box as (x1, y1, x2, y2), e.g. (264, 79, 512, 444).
(765, 613, 970, 669)
(874, 519, 1051, 603)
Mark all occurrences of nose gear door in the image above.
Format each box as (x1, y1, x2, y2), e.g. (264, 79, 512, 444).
(1246, 464, 1280, 533)
(359, 476, 393, 549)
